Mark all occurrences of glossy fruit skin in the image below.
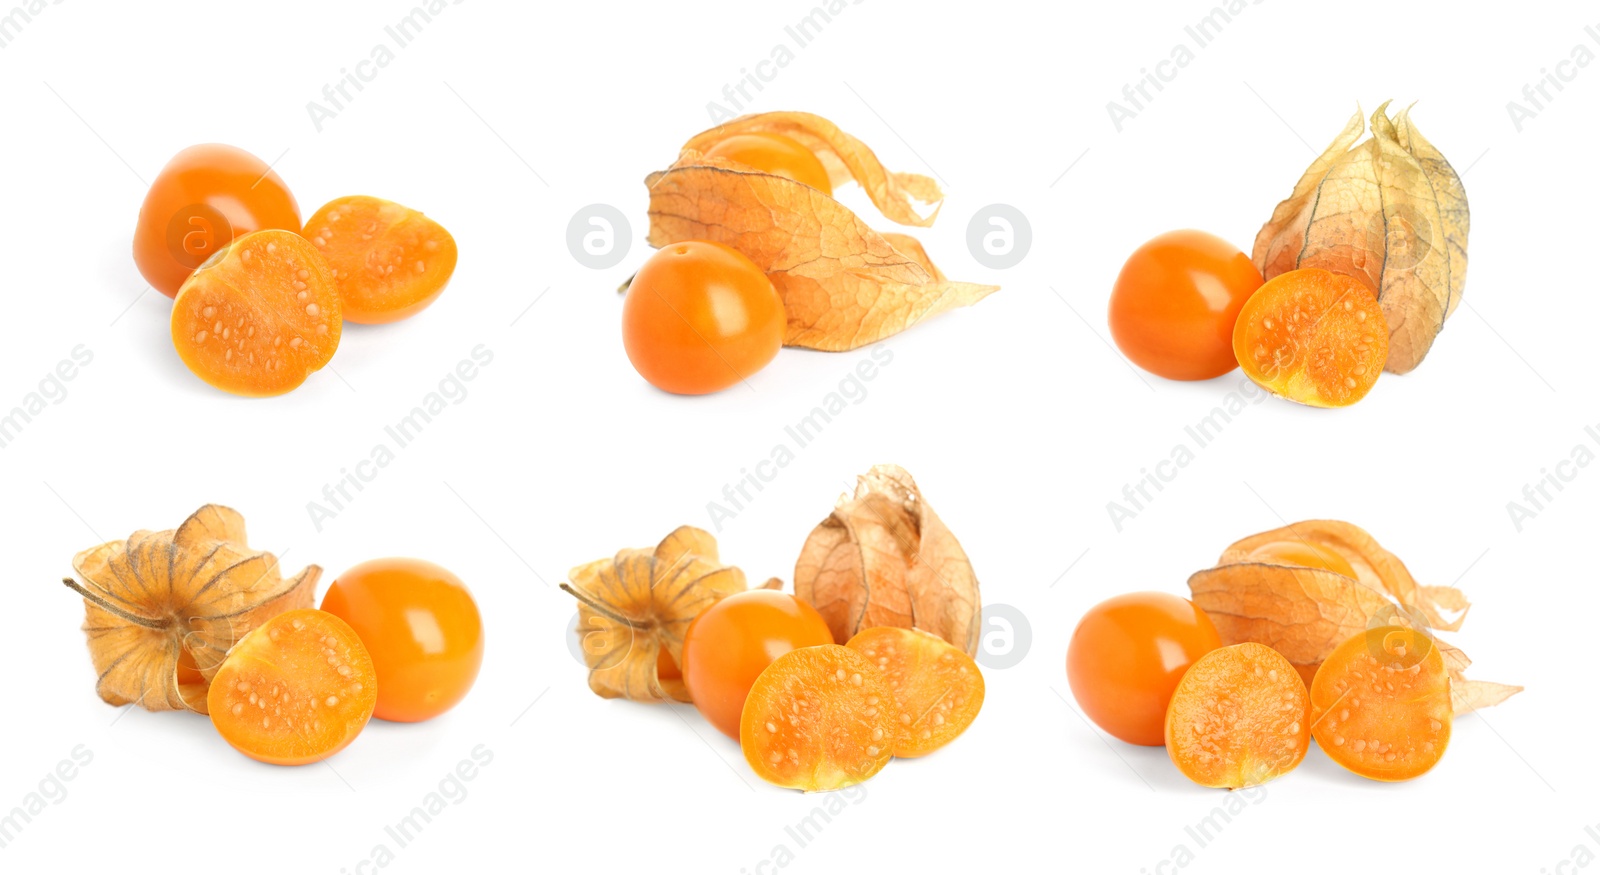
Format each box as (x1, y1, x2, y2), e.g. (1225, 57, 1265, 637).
(703, 132, 833, 194)
(207, 609, 376, 766)
(1109, 230, 1263, 381)
(302, 195, 458, 324)
(135, 144, 301, 297)
(1067, 592, 1221, 745)
(622, 241, 785, 395)
(681, 589, 833, 740)
(320, 558, 484, 723)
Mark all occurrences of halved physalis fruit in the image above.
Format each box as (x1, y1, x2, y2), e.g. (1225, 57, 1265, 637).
(171, 229, 341, 396)
(208, 609, 376, 766)
(1165, 642, 1310, 789)
(702, 132, 833, 194)
(302, 195, 458, 324)
(740, 644, 895, 791)
(1233, 267, 1388, 407)
(1311, 625, 1451, 781)
(845, 626, 983, 757)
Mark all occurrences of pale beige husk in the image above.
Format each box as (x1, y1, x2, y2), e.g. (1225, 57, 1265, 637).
(1253, 103, 1469, 374)
(794, 465, 982, 654)
(646, 112, 998, 351)
(1189, 520, 1517, 714)
(63, 504, 318, 714)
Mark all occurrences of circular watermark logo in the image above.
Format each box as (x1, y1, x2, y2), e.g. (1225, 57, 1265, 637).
(165, 203, 233, 272)
(1363, 603, 1435, 669)
(566, 204, 631, 269)
(566, 609, 633, 670)
(1382, 200, 1435, 272)
(975, 603, 1032, 669)
(966, 204, 1031, 269)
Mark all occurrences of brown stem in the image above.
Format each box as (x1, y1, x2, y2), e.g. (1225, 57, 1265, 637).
(61, 578, 165, 629)
(560, 583, 648, 630)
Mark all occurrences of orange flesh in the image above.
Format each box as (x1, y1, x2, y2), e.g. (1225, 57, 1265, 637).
(1311, 626, 1451, 781)
(740, 645, 895, 791)
(1247, 541, 1359, 579)
(302, 196, 457, 324)
(1233, 268, 1388, 407)
(207, 609, 376, 766)
(656, 646, 681, 681)
(703, 133, 833, 194)
(171, 229, 342, 396)
(1165, 643, 1310, 789)
(175, 646, 205, 686)
(845, 627, 983, 757)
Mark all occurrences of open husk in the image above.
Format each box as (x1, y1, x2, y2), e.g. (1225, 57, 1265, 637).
(646, 112, 998, 351)
(1188, 520, 1517, 714)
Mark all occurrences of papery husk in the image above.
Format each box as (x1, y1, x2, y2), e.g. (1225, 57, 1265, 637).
(1189, 520, 1518, 714)
(680, 111, 943, 227)
(794, 465, 981, 654)
(562, 526, 767, 703)
(63, 505, 318, 714)
(1253, 103, 1469, 374)
(646, 161, 996, 351)
(646, 112, 998, 351)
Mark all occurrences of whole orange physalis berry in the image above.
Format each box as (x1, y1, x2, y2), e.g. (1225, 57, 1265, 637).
(622, 240, 785, 395)
(134, 144, 301, 297)
(320, 558, 484, 723)
(1066, 591, 1221, 745)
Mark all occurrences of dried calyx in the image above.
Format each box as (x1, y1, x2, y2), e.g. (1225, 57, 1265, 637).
(1187, 520, 1518, 714)
(645, 112, 998, 351)
(63, 505, 318, 714)
(794, 464, 982, 654)
(562, 526, 776, 703)
(1253, 103, 1469, 374)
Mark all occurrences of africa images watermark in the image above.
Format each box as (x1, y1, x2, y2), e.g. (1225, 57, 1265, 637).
(706, 344, 894, 532)
(1105, 0, 1267, 132)
(1504, 421, 1600, 533)
(1106, 375, 1270, 532)
(306, 0, 466, 132)
(1505, 22, 1599, 132)
(1539, 819, 1600, 875)
(1140, 785, 1267, 875)
(0, 0, 64, 49)
(706, 0, 865, 123)
(0, 346, 93, 452)
(340, 743, 493, 875)
(307, 344, 494, 532)
(0, 745, 93, 852)
(740, 783, 867, 875)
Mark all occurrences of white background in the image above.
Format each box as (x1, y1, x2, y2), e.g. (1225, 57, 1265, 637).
(1, 0, 1594, 872)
